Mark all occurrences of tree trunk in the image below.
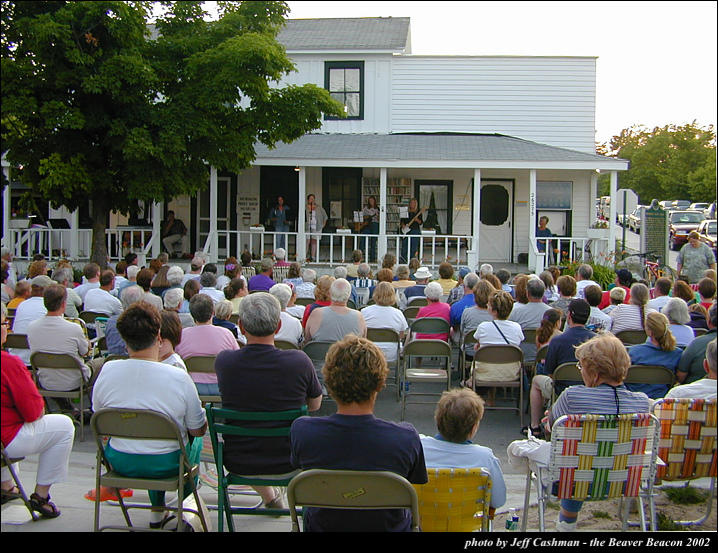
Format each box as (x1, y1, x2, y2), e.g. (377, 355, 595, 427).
(90, 197, 110, 269)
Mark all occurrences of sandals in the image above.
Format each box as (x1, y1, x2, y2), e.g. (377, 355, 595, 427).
(1, 486, 21, 505)
(29, 493, 61, 518)
(521, 426, 546, 439)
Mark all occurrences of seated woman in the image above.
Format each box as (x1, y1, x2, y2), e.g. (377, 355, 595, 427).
(360, 282, 408, 364)
(546, 333, 650, 532)
(608, 282, 655, 334)
(414, 282, 450, 341)
(180, 278, 200, 314)
(223, 277, 247, 315)
(627, 312, 682, 398)
(216, 256, 240, 291)
(301, 275, 334, 329)
(282, 262, 303, 289)
(661, 297, 696, 347)
(459, 280, 497, 376)
(687, 303, 709, 331)
(159, 310, 187, 371)
(1, 304, 75, 518)
(91, 302, 207, 528)
(534, 308, 563, 374)
(420, 388, 506, 514)
(213, 299, 240, 340)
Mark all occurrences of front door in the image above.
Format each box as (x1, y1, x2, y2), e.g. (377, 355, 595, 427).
(478, 180, 513, 262)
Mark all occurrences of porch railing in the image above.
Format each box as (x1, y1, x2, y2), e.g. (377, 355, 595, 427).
(533, 236, 608, 273)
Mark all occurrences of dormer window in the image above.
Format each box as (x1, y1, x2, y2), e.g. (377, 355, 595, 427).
(325, 61, 364, 120)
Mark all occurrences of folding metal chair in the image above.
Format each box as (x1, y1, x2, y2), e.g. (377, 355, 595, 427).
(30, 352, 91, 440)
(1, 443, 40, 521)
(91, 408, 208, 532)
(550, 362, 581, 404)
(206, 403, 307, 532)
(614, 330, 648, 346)
(301, 341, 334, 395)
(274, 339, 299, 350)
(471, 344, 525, 426)
(414, 467, 492, 532)
(287, 469, 420, 532)
(523, 412, 660, 531)
(366, 327, 403, 400)
(401, 338, 452, 420)
(183, 355, 219, 404)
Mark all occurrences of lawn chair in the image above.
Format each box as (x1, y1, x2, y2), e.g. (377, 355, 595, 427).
(524, 412, 660, 531)
(413, 467, 493, 532)
(287, 469, 420, 532)
(91, 408, 208, 532)
(205, 403, 307, 532)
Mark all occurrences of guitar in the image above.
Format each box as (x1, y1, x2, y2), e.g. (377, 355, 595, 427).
(400, 208, 426, 235)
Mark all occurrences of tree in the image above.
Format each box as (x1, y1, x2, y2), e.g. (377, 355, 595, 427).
(1, 1, 343, 265)
(597, 122, 716, 204)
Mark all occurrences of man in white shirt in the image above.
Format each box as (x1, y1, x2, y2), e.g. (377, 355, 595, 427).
(198, 271, 225, 303)
(73, 263, 101, 302)
(584, 284, 612, 332)
(574, 264, 600, 300)
(665, 339, 717, 400)
(27, 284, 92, 392)
(508, 277, 550, 362)
(9, 275, 53, 365)
(269, 283, 304, 347)
(51, 267, 83, 319)
(83, 270, 122, 316)
(647, 277, 672, 312)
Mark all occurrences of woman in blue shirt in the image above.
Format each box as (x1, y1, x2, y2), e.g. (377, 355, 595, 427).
(627, 311, 682, 398)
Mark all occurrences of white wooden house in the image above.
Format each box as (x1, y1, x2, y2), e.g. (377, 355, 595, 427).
(2, 16, 628, 273)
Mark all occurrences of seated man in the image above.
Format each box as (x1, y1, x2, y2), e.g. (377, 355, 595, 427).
(27, 285, 92, 416)
(73, 263, 101, 302)
(527, 299, 595, 438)
(103, 285, 145, 357)
(9, 275, 53, 365)
(290, 335, 427, 531)
(677, 303, 717, 384)
(332, 266, 359, 307)
(401, 266, 432, 308)
(51, 267, 82, 319)
(197, 271, 225, 304)
(583, 284, 612, 332)
(509, 277, 551, 362)
(248, 258, 276, 293)
(175, 293, 239, 396)
(83, 270, 122, 317)
(420, 388, 506, 514)
(304, 278, 366, 344)
(215, 293, 322, 508)
(666, 339, 716, 399)
(352, 263, 376, 308)
(161, 210, 188, 256)
(91, 302, 207, 528)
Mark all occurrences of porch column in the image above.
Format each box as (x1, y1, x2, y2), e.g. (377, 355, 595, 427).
(378, 167, 388, 264)
(209, 166, 218, 263)
(1, 163, 10, 249)
(297, 167, 306, 262)
(608, 170, 618, 257)
(151, 201, 162, 259)
(69, 209, 79, 260)
(468, 168, 481, 270)
(528, 169, 537, 272)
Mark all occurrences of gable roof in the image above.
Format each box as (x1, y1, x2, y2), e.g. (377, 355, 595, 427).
(277, 17, 410, 52)
(253, 133, 628, 170)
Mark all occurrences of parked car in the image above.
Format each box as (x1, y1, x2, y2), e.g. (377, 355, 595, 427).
(669, 210, 706, 250)
(627, 205, 645, 233)
(690, 202, 709, 212)
(672, 200, 692, 210)
(658, 200, 673, 210)
(696, 219, 717, 257)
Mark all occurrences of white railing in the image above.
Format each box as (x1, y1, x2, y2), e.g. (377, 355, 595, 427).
(384, 233, 472, 268)
(105, 227, 155, 262)
(536, 236, 608, 271)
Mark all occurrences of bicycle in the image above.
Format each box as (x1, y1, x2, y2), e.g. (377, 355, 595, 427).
(637, 252, 677, 286)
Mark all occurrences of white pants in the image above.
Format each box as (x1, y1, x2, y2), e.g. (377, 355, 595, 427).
(162, 234, 188, 254)
(2, 414, 75, 487)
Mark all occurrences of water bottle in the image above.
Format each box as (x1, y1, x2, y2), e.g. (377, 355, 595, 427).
(505, 508, 519, 531)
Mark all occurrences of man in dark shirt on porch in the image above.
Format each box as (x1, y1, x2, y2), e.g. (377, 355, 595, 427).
(215, 292, 322, 508)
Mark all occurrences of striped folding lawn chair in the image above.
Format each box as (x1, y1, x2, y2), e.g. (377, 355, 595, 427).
(528, 412, 660, 531)
(650, 398, 717, 526)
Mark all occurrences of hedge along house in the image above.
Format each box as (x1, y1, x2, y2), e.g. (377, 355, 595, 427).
(1, 16, 628, 274)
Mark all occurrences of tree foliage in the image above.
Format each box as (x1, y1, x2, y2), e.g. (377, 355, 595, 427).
(597, 122, 716, 204)
(1, 1, 344, 264)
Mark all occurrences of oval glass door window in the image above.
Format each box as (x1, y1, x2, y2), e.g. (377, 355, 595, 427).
(480, 185, 509, 226)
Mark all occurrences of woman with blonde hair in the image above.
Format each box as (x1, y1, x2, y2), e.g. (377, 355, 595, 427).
(301, 275, 334, 328)
(360, 282, 408, 364)
(547, 333, 650, 531)
(608, 282, 655, 334)
(626, 311, 682, 398)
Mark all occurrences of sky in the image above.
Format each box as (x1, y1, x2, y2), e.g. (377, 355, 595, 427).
(275, 0, 716, 145)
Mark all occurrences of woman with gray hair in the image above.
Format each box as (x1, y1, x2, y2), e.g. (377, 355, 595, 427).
(661, 297, 695, 347)
(51, 267, 82, 318)
(213, 299, 240, 340)
(163, 287, 195, 328)
(414, 281, 450, 341)
(269, 283, 304, 346)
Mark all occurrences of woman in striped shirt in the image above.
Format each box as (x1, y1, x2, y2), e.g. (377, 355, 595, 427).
(608, 282, 656, 334)
(547, 333, 650, 532)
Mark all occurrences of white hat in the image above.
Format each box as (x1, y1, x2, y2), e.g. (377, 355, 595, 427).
(414, 267, 432, 280)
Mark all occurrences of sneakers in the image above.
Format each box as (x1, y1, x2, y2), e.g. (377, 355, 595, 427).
(556, 516, 578, 532)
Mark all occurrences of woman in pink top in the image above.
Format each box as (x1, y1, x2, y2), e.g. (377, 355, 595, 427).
(414, 282, 451, 341)
(174, 294, 239, 396)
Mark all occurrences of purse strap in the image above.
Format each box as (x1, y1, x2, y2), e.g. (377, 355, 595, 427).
(492, 320, 511, 345)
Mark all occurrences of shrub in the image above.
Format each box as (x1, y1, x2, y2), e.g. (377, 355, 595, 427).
(560, 261, 616, 290)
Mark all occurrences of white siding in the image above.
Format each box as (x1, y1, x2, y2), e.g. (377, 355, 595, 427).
(390, 56, 596, 153)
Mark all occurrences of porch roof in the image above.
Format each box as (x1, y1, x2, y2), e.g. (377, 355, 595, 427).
(253, 133, 629, 170)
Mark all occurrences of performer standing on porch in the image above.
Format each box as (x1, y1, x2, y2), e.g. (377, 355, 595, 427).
(400, 198, 424, 264)
(536, 216, 553, 263)
(269, 195, 291, 250)
(360, 195, 379, 263)
(305, 194, 327, 262)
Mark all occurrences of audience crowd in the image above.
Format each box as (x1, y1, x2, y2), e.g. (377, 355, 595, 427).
(1, 248, 716, 531)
